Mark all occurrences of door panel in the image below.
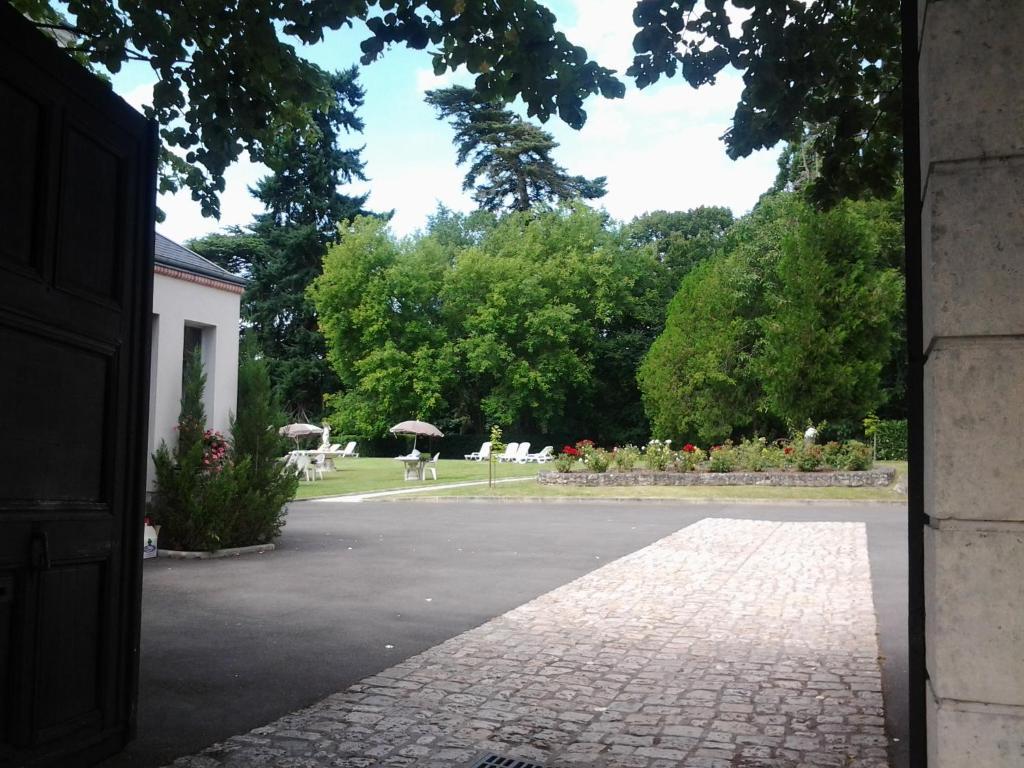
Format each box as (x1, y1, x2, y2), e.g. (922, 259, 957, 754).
(0, 325, 110, 504)
(0, 5, 156, 766)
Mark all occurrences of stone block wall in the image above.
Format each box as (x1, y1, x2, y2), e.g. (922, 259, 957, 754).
(538, 469, 895, 488)
(919, 2, 1024, 765)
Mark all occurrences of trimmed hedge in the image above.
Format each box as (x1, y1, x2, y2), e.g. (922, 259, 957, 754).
(874, 419, 908, 460)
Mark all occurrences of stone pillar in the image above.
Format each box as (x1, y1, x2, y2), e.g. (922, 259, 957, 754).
(919, 1, 1024, 765)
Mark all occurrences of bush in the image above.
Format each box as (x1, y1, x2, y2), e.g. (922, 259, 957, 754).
(148, 349, 298, 551)
(584, 447, 611, 473)
(708, 442, 736, 473)
(821, 441, 846, 469)
(643, 439, 673, 471)
(673, 443, 706, 472)
(733, 436, 781, 472)
(840, 440, 873, 470)
(875, 419, 907, 461)
(554, 448, 579, 473)
(611, 444, 641, 471)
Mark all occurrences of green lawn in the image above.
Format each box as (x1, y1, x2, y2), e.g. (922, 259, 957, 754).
(291, 457, 541, 499)
(404, 461, 909, 503)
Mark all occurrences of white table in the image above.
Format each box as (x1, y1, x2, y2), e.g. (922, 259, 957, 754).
(394, 455, 427, 480)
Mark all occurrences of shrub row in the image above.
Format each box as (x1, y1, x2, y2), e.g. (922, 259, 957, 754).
(554, 435, 875, 475)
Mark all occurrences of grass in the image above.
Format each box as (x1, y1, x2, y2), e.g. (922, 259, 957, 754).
(291, 457, 541, 500)
(403, 461, 909, 503)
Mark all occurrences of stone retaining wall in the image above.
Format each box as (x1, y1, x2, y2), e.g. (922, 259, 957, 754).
(538, 467, 895, 488)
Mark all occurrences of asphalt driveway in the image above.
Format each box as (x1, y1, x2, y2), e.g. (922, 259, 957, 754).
(98, 500, 907, 768)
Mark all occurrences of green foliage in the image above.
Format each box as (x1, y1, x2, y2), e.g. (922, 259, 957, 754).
(639, 192, 905, 445)
(638, 194, 796, 444)
(628, 0, 901, 208)
(732, 437, 781, 472)
(623, 207, 734, 282)
(672, 444, 706, 472)
(870, 418, 908, 461)
(426, 86, 607, 214)
(21, 0, 622, 216)
(578, 443, 610, 473)
(189, 68, 371, 419)
(311, 205, 667, 443)
(642, 439, 674, 471)
(611, 444, 641, 472)
(841, 440, 874, 471)
(28, 0, 895, 217)
(708, 443, 737, 473)
(178, 347, 207, 454)
(148, 350, 297, 551)
(754, 199, 904, 427)
(553, 451, 578, 473)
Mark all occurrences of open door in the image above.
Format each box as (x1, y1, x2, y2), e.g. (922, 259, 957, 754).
(0, 6, 156, 766)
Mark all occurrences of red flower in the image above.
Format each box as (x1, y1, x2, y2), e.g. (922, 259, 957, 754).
(563, 446, 579, 456)
(682, 443, 696, 453)
(784, 447, 794, 455)
(575, 439, 595, 449)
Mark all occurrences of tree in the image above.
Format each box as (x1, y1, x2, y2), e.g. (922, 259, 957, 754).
(190, 67, 372, 419)
(628, 0, 901, 207)
(425, 86, 607, 214)
(623, 206, 735, 284)
(16, 0, 623, 216)
(636, 196, 794, 444)
(638, 192, 905, 444)
(754, 200, 904, 428)
(311, 206, 668, 443)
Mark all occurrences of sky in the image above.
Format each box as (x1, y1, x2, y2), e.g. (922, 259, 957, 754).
(111, 0, 781, 243)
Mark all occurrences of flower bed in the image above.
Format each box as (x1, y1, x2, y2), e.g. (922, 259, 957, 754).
(539, 467, 895, 487)
(544, 435, 893, 487)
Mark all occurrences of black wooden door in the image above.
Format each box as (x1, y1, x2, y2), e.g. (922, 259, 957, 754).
(0, 7, 156, 766)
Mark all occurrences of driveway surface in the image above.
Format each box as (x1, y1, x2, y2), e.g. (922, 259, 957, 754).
(98, 501, 907, 768)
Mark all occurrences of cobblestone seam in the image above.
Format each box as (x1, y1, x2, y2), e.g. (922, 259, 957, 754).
(169, 519, 889, 768)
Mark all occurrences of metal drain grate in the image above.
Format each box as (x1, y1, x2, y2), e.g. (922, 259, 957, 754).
(469, 753, 546, 768)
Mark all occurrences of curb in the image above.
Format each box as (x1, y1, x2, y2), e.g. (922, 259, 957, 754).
(379, 495, 908, 506)
(157, 543, 275, 559)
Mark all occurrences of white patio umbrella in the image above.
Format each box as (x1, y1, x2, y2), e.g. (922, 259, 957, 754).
(389, 420, 443, 451)
(279, 423, 323, 447)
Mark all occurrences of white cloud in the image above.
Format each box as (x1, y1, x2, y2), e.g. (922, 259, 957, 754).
(413, 67, 467, 94)
(157, 154, 269, 244)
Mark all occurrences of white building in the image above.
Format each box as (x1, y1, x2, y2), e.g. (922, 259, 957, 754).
(148, 232, 246, 486)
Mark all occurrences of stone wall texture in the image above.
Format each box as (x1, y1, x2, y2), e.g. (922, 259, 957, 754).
(920, 1, 1024, 765)
(539, 469, 895, 488)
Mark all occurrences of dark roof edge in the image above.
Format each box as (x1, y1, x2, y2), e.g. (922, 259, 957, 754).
(154, 232, 248, 287)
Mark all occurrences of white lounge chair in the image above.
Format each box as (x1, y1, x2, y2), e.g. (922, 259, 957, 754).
(339, 441, 359, 458)
(497, 442, 519, 462)
(465, 442, 491, 461)
(512, 441, 531, 463)
(526, 445, 554, 463)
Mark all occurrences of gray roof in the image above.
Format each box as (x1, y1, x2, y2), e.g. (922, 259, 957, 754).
(154, 232, 247, 287)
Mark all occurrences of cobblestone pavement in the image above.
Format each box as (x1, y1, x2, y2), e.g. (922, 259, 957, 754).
(170, 519, 889, 768)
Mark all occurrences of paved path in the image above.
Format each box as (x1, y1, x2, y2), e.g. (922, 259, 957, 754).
(309, 477, 532, 503)
(170, 519, 888, 768)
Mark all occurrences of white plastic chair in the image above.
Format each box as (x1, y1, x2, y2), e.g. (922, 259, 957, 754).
(465, 442, 491, 461)
(497, 442, 519, 462)
(425, 453, 440, 480)
(339, 441, 359, 458)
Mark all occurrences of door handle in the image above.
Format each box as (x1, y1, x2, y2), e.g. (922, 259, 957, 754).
(31, 530, 51, 570)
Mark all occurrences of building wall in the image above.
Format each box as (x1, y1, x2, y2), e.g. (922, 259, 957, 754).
(148, 270, 241, 487)
(919, 1, 1024, 764)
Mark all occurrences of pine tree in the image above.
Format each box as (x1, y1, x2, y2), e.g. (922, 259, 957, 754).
(425, 86, 606, 213)
(191, 67, 373, 419)
(177, 347, 207, 456)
